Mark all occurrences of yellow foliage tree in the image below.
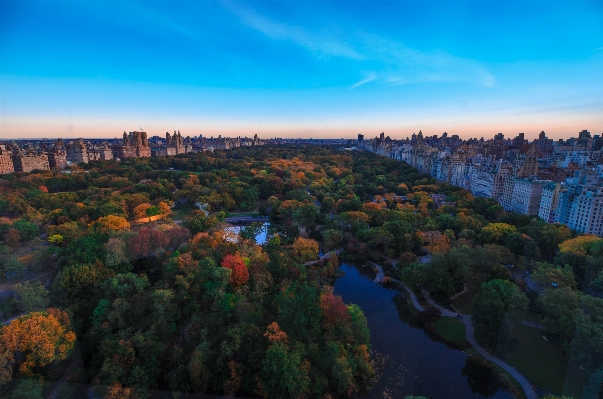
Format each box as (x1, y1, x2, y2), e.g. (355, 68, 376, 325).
(293, 237, 319, 262)
(0, 308, 76, 385)
(559, 235, 603, 255)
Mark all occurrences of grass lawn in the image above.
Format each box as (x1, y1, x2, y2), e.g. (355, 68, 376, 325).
(228, 212, 260, 217)
(432, 316, 468, 346)
(451, 272, 491, 315)
(451, 287, 477, 314)
(0, 296, 19, 322)
(171, 204, 194, 221)
(497, 324, 588, 398)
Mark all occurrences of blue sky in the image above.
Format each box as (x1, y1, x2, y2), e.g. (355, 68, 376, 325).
(1, 0, 602, 139)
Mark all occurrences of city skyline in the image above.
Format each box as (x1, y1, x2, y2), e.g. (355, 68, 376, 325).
(2, 0, 603, 139)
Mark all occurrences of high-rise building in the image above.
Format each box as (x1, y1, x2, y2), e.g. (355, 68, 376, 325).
(0, 148, 15, 174)
(66, 138, 89, 164)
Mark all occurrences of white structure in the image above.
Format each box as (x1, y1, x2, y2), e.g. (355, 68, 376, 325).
(539, 183, 562, 223)
(566, 187, 603, 235)
(510, 178, 549, 215)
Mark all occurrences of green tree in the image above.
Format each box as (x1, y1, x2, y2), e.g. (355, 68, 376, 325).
(261, 342, 310, 399)
(0, 257, 26, 282)
(472, 279, 528, 347)
(13, 281, 49, 313)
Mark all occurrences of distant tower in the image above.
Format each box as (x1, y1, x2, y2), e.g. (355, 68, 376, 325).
(517, 144, 539, 177)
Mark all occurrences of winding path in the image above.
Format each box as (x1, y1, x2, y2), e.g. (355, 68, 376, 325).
(369, 262, 537, 399)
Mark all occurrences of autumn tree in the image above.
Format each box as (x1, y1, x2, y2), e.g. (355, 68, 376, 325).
(479, 223, 516, 245)
(221, 254, 249, 287)
(128, 228, 169, 258)
(320, 287, 351, 326)
(559, 235, 603, 255)
(5, 228, 21, 247)
(293, 237, 319, 263)
(90, 215, 130, 234)
(133, 203, 152, 220)
(0, 308, 76, 385)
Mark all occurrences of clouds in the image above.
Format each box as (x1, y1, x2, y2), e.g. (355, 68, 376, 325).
(222, 1, 363, 59)
(224, 1, 496, 89)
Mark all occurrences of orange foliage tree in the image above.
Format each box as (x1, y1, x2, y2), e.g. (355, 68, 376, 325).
(221, 254, 249, 287)
(264, 322, 288, 343)
(0, 308, 76, 385)
(133, 203, 152, 220)
(90, 215, 130, 233)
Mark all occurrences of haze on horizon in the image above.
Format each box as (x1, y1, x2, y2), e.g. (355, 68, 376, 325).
(1, 0, 602, 141)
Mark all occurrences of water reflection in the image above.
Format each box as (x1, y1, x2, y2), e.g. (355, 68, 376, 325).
(333, 263, 513, 399)
(223, 222, 269, 245)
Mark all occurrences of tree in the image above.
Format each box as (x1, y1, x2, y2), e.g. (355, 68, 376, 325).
(12, 220, 39, 242)
(165, 226, 191, 249)
(48, 234, 63, 245)
(128, 228, 169, 258)
(133, 203, 152, 220)
(13, 281, 49, 313)
(538, 287, 580, 344)
(420, 230, 451, 255)
(471, 279, 528, 347)
(145, 205, 162, 217)
(6, 379, 43, 399)
(221, 254, 249, 287)
(90, 215, 130, 234)
(531, 263, 577, 290)
(104, 238, 131, 273)
(559, 235, 603, 255)
(0, 256, 26, 282)
(321, 197, 335, 214)
(261, 342, 310, 399)
(5, 228, 21, 247)
(293, 237, 319, 263)
(0, 308, 76, 385)
(480, 223, 516, 244)
(320, 287, 351, 326)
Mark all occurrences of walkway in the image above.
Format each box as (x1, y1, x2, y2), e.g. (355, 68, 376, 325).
(303, 248, 343, 267)
(47, 345, 82, 399)
(450, 283, 468, 300)
(370, 262, 537, 399)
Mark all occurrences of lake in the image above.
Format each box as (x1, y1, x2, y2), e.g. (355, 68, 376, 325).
(333, 263, 515, 399)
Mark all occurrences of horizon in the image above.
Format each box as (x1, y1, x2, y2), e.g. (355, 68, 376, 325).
(1, 0, 602, 140)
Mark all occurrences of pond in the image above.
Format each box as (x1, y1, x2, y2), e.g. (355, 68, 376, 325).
(223, 222, 270, 245)
(333, 263, 515, 399)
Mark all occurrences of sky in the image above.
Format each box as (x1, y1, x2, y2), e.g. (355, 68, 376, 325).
(1, 0, 602, 140)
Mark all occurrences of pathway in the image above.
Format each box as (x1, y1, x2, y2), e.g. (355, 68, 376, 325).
(47, 346, 82, 399)
(521, 321, 544, 330)
(303, 248, 343, 267)
(370, 262, 537, 399)
(450, 283, 468, 300)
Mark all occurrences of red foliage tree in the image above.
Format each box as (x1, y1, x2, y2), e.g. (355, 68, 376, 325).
(166, 226, 191, 249)
(320, 287, 350, 325)
(128, 228, 169, 258)
(221, 254, 249, 287)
